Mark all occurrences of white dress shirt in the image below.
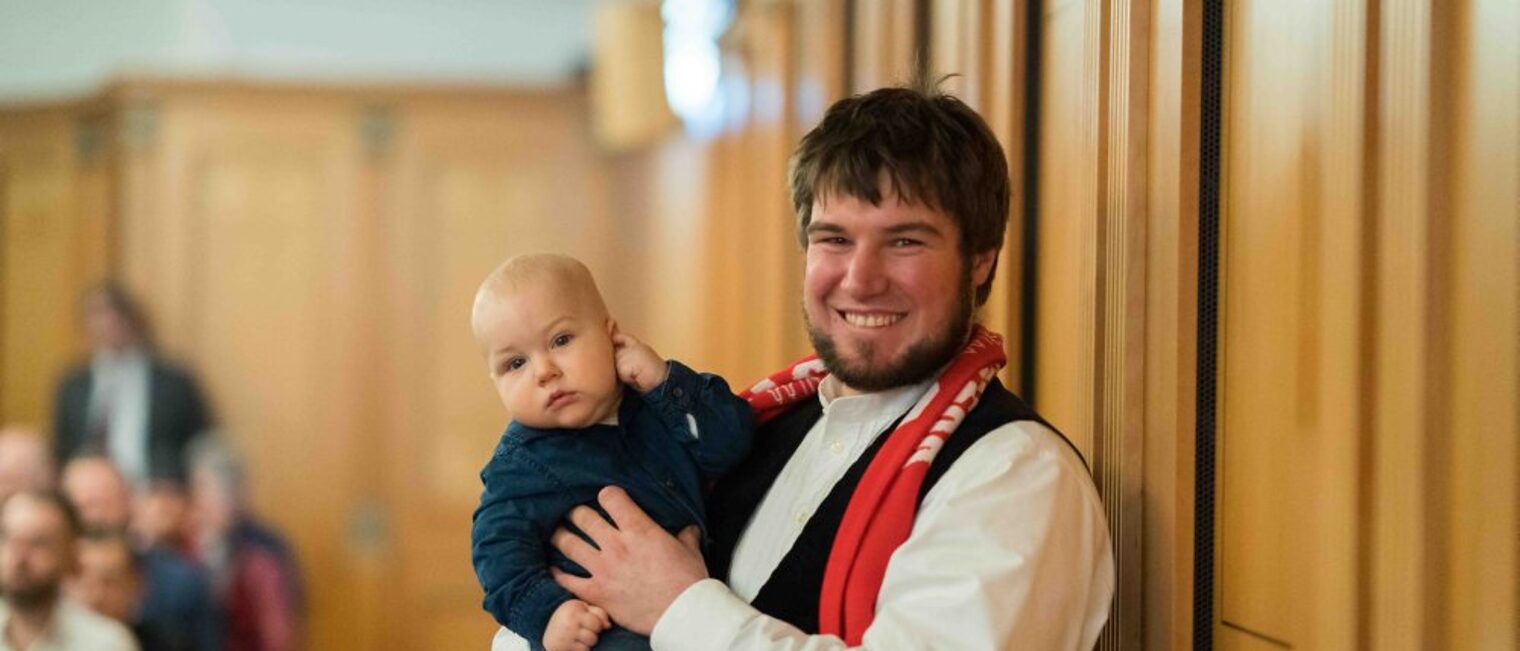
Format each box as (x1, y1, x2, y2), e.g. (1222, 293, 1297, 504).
(0, 599, 139, 651)
(89, 349, 151, 484)
(491, 374, 1115, 651)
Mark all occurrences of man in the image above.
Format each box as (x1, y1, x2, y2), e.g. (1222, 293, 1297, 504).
(187, 436, 303, 651)
(69, 528, 220, 651)
(493, 83, 1114, 650)
(60, 456, 134, 531)
(0, 428, 55, 504)
(60, 456, 221, 650)
(0, 490, 137, 650)
(54, 282, 212, 485)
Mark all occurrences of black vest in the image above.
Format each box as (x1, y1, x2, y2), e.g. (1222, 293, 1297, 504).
(705, 379, 1074, 633)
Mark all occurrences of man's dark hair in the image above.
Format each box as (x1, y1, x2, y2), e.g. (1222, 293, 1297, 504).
(1, 490, 83, 539)
(82, 280, 156, 349)
(788, 77, 1011, 305)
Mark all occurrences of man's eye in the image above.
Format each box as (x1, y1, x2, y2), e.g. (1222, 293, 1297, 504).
(552, 334, 573, 347)
(891, 238, 923, 247)
(812, 236, 849, 246)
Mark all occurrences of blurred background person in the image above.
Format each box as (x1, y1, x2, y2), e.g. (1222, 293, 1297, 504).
(60, 455, 219, 651)
(0, 490, 137, 650)
(70, 528, 220, 651)
(0, 428, 56, 504)
(131, 481, 195, 555)
(54, 283, 213, 486)
(188, 436, 302, 651)
(60, 456, 133, 531)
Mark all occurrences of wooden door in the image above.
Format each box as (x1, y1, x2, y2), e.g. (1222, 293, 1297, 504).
(377, 92, 615, 650)
(114, 87, 382, 651)
(0, 108, 113, 428)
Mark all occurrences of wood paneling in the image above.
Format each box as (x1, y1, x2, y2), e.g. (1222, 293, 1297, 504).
(378, 92, 614, 651)
(852, 0, 921, 92)
(0, 81, 620, 651)
(0, 108, 113, 428)
(1213, 0, 1519, 647)
(1142, 0, 1200, 648)
(1443, 1, 1518, 647)
(1216, 1, 1373, 646)
(1036, 0, 1100, 454)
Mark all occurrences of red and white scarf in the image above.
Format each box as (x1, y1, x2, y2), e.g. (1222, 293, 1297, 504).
(740, 325, 1007, 645)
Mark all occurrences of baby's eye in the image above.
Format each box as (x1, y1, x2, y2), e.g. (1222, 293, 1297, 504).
(503, 357, 527, 373)
(552, 333, 573, 347)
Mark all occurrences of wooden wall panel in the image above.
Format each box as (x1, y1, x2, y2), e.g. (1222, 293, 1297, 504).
(112, 88, 383, 651)
(378, 92, 613, 651)
(1036, 0, 1099, 453)
(1443, 1, 1519, 647)
(1215, 1, 1374, 647)
(1212, 0, 1519, 647)
(928, 0, 1031, 392)
(1142, 0, 1200, 648)
(852, 0, 922, 92)
(1218, 1, 1316, 641)
(0, 108, 112, 428)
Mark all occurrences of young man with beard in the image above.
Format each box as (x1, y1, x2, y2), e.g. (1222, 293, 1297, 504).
(492, 83, 1115, 651)
(0, 491, 137, 651)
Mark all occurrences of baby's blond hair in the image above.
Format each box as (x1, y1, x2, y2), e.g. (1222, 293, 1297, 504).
(471, 253, 609, 342)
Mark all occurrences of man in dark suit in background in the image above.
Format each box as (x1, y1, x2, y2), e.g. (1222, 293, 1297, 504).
(53, 282, 212, 485)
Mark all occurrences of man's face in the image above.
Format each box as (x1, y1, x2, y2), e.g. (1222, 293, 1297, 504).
(61, 459, 132, 529)
(802, 184, 995, 394)
(476, 284, 622, 429)
(132, 484, 190, 549)
(69, 538, 140, 622)
(0, 496, 74, 610)
(82, 293, 134, 352)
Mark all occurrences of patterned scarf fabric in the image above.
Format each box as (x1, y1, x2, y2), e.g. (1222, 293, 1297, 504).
(740, 325, 1007, 644)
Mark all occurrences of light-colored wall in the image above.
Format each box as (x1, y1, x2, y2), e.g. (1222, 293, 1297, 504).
(0, 0, 603, 102)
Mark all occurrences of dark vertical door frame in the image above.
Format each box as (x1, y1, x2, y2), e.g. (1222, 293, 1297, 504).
(1193, 0, 1225, 648)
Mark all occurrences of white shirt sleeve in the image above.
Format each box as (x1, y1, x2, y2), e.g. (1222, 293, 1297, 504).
(648, 420, 1115, 651)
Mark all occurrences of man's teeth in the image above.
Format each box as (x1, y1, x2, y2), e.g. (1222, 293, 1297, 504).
(843, 312, 904, 328)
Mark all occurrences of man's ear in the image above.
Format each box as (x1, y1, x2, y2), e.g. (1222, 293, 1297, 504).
(971, 249, 998, 287)
(606, 318, 618, 338)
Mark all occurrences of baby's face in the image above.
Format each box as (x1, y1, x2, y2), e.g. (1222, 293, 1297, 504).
(476, 283, 621, 429)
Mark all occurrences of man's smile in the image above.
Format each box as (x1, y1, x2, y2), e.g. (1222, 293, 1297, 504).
(838, 310, 906, 329)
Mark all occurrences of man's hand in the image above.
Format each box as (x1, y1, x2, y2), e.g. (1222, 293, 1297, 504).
(611, 324, 669, 393)
(550, 486, 707, 635)
(542, 599, 611, 651)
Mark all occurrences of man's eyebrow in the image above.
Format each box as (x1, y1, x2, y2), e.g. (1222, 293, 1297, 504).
(805, 221, 846, 235)
(884, 221, 946, 237)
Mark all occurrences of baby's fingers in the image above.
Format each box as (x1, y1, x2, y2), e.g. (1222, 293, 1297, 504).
(576, 607, 608, 631)
(588, 605, 612, 630)
(576, 626, 601, 648)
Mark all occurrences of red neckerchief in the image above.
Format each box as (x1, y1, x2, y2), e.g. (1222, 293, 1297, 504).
(740, 326, 1007, 644)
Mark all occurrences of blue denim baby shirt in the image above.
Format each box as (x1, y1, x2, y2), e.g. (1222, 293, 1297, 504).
(470, 361, 754, 648)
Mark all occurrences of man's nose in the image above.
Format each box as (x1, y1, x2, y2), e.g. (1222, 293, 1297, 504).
(840, 247, 889, 297)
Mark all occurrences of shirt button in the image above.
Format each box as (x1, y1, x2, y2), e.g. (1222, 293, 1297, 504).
(672, 387, 685, 398)
(794, 512, 809, 525)
(829, 441, 844, 454)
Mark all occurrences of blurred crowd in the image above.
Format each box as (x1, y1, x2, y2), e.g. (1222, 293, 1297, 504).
(0, 284, 303, 651)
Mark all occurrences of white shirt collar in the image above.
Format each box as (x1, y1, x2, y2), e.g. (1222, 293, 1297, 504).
(816, 373, 939, 432)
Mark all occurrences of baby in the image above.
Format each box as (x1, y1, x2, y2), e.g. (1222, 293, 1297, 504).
(469, 254, 753, 651)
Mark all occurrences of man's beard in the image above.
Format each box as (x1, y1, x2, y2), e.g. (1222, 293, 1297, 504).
(1, 579, 59, 611)
(806, 267, 976, 392)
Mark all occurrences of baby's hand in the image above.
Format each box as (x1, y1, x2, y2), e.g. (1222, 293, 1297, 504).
(611, 324, 669, 393)
(543, 599, 611, 651)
